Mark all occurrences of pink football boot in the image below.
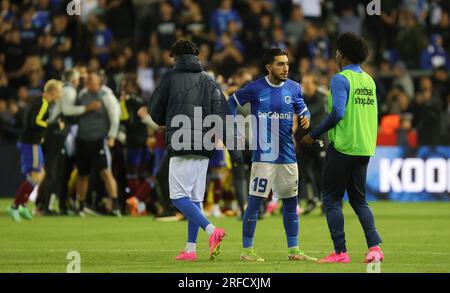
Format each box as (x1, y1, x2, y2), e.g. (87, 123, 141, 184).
(318, 251, 351, 263)
(175, 251, 197, 261)
(364, 246, 384, 263)
(209, 228, 226, 260)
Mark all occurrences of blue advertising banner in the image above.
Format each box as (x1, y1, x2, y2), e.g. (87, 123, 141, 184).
(367, 147, 450, 201)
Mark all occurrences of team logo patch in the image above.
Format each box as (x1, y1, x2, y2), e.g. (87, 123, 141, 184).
(284, 96, 291, 104)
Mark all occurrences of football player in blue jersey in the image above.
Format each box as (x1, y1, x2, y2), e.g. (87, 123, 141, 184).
(228, 48, 317, 262)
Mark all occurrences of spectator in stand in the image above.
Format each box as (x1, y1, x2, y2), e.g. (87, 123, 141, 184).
(432, 10, 450, 53)
(395, 10, 426, 69)
(90, 15, 113, 66)
(210, 0, 242, 38)
(19, 7, 40, 52)
(150, 1, 179, 51)
(0, 0, 14, 22)
(337, 8, 363, 36)
(270, 27, 289, 51)
(420, 34, 450, 70)
(292, 0, 322, 23)
(296, 24, 329, 64)
(51, 14, 73, 68)
(136, 50, 156, 99)
(3, 28, 27, 88)
(411, 85, 442, 146)
(181, 1, 213, 46)
(284, 5, 307, 49)
(212, 30, 244, 79)
(431, 67, 449, 106)
(33, 0, 53, 31)
(396, 113, 417, 148)
(392, 61, 415, 100)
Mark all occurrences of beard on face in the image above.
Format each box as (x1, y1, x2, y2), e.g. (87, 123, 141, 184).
(272, 71, 288, 82)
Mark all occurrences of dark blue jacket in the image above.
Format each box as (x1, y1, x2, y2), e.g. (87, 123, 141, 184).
(149, 54, 242, 163)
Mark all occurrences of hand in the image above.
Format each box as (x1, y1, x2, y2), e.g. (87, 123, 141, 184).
(137, 106, 148, 119)
(301, 134, 314, 145)
(107, 137, 115, 148)
(86, 100, 102, 112)
(300, 115, 310, 129)
(57, 119, 65, 130)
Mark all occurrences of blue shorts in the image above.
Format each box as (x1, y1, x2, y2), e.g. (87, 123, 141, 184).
(209, 150, 226, 168)
(18, 143, 44, 174)
(126, 147, 151, 168)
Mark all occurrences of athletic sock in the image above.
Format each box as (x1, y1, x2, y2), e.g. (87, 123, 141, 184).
(205, 224, 216, 236)
(185, 242, 196, 253)
(13, 180, 35, 208)
(112, 197, 119, 210)
(172, 197, 210, 230)
(282, 197, 299, 248)
(242, 195, 264, 248)
(188, 202, 201, 243)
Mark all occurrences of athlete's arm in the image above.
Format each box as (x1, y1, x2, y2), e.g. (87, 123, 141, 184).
(294, 83, 311, 129)
(48, 100, 62, 123)
(34, 99, 48, 129)
(228, 83, 255, 114)
(309, 74, 349, 139)
(62, 87, 87, 116)
(103, 91, 120, 139)
(137, 106, 159, 130)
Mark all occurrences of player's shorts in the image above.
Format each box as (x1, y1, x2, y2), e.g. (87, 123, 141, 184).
(209, 149, 226, 168)
(75, 138, 111, 176)
(249, 162, 298, 199)
(126, 147, 151, 168)
(169, 155, 209, 202)
(18, 143, 44, 174)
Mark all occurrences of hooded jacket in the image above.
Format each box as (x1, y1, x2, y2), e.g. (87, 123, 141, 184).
(149, 54, 242, 163)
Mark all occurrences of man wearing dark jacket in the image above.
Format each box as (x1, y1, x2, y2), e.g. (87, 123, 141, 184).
(149, 40, 242, 261)
(295, 74, 328, 214)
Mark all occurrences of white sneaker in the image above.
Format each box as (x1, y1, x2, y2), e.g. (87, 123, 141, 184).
(211, 204, 223, 218)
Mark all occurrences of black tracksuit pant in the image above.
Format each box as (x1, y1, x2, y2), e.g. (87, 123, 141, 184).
(322, 144, 382, 253)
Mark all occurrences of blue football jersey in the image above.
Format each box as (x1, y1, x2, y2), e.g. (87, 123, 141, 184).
(232, 76, 309, 164)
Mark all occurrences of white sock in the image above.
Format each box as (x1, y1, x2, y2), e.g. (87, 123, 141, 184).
(185, 242, 196, 253)
(205, 224, 216, 236)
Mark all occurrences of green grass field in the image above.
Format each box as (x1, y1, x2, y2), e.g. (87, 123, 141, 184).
(1, 199, 450, 273)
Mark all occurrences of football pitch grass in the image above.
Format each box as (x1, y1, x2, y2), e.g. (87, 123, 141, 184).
(1, 199, 450, 273)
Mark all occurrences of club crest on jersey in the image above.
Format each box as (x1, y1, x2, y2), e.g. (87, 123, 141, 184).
(284, 96, 291, 104)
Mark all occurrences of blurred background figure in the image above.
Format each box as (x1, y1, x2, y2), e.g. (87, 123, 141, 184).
(295, 73, 327, 215)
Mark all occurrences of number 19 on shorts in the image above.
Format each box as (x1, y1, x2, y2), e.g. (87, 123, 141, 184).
(253, 177, 268, 193)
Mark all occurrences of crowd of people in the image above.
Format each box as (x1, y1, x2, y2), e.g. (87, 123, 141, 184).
(1, 0, 450, 218)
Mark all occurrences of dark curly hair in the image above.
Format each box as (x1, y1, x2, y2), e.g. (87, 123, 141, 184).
(122, 73, 140, 95)
(263, 48, 288, 66)
(170, 40, 200, 57)
(336, 32, 369, 64)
